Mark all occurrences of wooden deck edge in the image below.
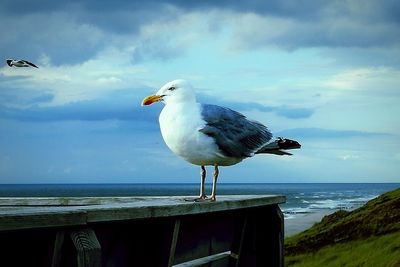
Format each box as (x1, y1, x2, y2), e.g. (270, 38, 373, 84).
(0, 195, 285, 206)
(0, 195, 286, 231)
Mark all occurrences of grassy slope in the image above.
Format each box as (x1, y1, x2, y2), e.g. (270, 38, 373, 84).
(286, 231, 400, 267)
(285, 188, 400, 267)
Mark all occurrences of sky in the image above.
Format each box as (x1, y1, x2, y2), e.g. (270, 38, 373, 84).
(0, 0, 400, 184)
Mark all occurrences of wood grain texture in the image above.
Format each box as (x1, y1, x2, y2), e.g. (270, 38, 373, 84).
(70, 228, 101, 267)
(51, 231, 65, 267)
(168, 219, 181, 267)
(0, 195, 285, 231)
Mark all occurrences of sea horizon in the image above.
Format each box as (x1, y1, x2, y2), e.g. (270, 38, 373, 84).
(1, 182, 398, 185)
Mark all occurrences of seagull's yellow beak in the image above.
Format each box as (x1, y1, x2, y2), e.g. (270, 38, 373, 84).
(141, 95, 163, 106)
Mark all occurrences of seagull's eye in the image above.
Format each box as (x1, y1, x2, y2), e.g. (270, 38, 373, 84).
(168, 86, 176, 91)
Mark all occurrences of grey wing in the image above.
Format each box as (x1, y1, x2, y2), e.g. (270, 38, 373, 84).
(22, 60, 38, 68)
(199, 104, 272, 158)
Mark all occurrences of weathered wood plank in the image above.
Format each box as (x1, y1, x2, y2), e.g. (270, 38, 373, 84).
(168, 219, 181, 267)
(0, 195, 285, 207)
(0, 195, 285, 206)
(254, 205, 284, 267)
(0, 196, 164, 206)
(51, 231, 65, 267)
(70, 228, 101, 267)
(172, 251, 231, 267)
(276, 206, 285, 267)
(84, 195, 286, 223)
(234, 216, 248, 267)
(0, 210, 87, 231)
(0, 195, 285, 231)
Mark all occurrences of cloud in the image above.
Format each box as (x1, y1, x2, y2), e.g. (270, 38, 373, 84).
(339, 154, 360, 161)
(2, 0, 399, 67)
(1, 0, 322, 18)
(320, 47, 400, 69)
(0, 89, 312, 123)
(228, 10, 400, 51)
(0, 88, 54, 107)
(0, 10, 106, 65)
(0, 88, 161, 125)
(0, 2, 206, 65)
(129, 2, 400, 58)
(275, 106, 313, 119)
(0, 46, 150, 106)
(323, 67, 400, 96)
(198, 94, 314, 119)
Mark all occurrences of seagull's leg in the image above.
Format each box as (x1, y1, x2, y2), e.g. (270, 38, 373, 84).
(199, 165, 207, 200)
(210, 164, 219, 202)
(189, 166, 207, 202)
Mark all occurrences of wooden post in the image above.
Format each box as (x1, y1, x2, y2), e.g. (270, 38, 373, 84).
(234, 216, 248, 267)
(255, 205, 284, 267)
(70, 228, 101, 267)
(51, 231, 65, 267)
(232, 205, 284, 267)
(168, 219, 181, 267)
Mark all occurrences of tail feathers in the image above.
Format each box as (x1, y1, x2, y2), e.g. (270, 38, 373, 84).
(256, 137, 301, 156)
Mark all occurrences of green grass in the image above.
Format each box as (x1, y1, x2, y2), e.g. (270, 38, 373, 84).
(285, 231, 400, 267)
(284, 188, 400, 266)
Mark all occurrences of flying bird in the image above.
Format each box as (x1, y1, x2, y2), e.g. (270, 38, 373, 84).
(6, 59, 38, 68)
(142, 79, 301, 201)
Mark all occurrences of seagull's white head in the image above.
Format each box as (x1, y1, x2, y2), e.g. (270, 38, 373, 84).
(141, 79, 196, 106)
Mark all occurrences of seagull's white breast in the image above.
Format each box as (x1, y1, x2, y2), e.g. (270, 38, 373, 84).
(159, 102, 237, 166)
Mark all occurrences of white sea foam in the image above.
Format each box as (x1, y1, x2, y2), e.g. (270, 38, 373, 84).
(307, 195, 378, 210)
(282, 194, 379, 221)
(282, 206, 325, 220)
(283, 214, 296, 220)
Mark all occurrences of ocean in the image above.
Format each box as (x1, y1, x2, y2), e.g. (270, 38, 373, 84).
(0, 183, 399, 220)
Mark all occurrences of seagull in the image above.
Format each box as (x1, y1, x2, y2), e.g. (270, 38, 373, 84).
(6, 59, 38, 68)
(142, 79, 301, 201)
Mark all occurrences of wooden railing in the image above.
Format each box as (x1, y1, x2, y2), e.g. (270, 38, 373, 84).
(0, 195, 285, 267)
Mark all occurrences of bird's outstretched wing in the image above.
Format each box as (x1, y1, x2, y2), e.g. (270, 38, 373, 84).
(199, 104, 272, 158)
(21, 60, 38, 68)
